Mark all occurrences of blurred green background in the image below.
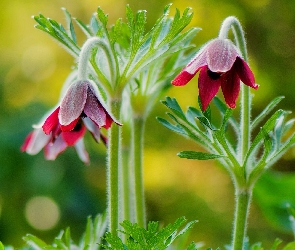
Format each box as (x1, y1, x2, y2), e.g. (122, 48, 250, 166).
(1, 0, 295, 248)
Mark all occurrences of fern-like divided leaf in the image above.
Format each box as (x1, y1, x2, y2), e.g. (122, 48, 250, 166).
(33, 5, 198, 92)
(101, 216, 197, 250)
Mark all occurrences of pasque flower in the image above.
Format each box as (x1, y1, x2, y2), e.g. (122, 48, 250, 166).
(21, 113, 90, 164)
(42, 79, 119, 144)
(172, 38, 258, 110)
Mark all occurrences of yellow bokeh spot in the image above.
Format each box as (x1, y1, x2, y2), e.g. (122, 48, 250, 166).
(25, 196, 60, 231)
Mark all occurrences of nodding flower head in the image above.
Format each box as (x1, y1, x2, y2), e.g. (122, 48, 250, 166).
(56, 80, 121, 132)
(172, 38, 258, 111)
(42, 79, 121, 139)
(21, 113, 90, 164)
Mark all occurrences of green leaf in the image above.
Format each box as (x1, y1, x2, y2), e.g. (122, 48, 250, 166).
(97, 7, 108, 27)
(83, 216, 93, 248)
(283, 242, 295, 250)
(251, 243, 263, 250)
(74, 18, 93, 37)
(126, 5, 135, 31)
(103, 217, 196, 249)
(157, 117, 186, 135)
(90, 14, 100, 35)
(162, 97, 186, 120)
(213, 97, 238, 131)
(93, 212, 108, 245)
(220, 108, 234, 131)
(109, 18, 123, 44)
(134, 10, 147, 45)
(53, 238, 67, 250)
(102, 232, 125, 249)
(62, 7, 77, 43)
(23, 234, 48, 249)
(178, 151, 225, 160)
(246, 109, 285, 161)
(251, 96, 285, 130)
(198, 95, 211, 121)
(171, 220, 197, 243)
(187, 242, 198, 250)
(64, 228, 71, 248)
(197, 116, 217, 131)
(270, 238, 282, 250)
(0, 242, 4, 250)
(187, 106, 216, 131)
(283, 118, 295, 136)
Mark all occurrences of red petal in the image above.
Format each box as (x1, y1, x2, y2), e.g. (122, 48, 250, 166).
(172, 70, 195, 86)
(220, 69, 240, 108)
(172, 47, 207, 86)
(21, 132, 34, 152)
(21, 129, 51, 154)
(60, 117, 79, 132)
(235, 57, 258, 89)
(42, 107, 60, 135)
(59, 80, 88, 126)
(198, 66, 221, 111)
(104, 113, 116, 129)
(44, 135, 67, 160)
(61, 122, 86, 146)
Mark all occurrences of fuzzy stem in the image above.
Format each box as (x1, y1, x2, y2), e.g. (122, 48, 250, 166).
(232, 189, 252, 250)
(219, 16, 250, 161)
(131, 116, 146, 228)
(122, 146, 131, 223)
(219, 16, 252, 250)
(77, 37, 116, 82)
(107, 99, 122, 236)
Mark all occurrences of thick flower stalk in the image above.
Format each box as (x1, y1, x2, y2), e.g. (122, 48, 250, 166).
(170, 16, 261, 250)
(31, 5, 197, 238)
(172, 38, 258, 111)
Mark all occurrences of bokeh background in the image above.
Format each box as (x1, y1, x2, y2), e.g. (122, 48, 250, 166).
(1, 0, 295, 248)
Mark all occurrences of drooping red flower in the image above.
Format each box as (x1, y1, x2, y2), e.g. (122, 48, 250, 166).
(42, 79, 120, 140)
(21, 118, 90, 164)
(55, 80, 120, 132)
(172, 38, 258, 111)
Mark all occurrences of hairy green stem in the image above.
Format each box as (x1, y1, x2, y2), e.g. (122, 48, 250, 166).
(122, 146, 131, 223)
(219, 16, 250, 162)
(78, 37, 117, 83)
(131, 116, 146, 228)
(232, 189, 252, 250)
(219, 16, 252, 250)
(107, 99, 122, 235)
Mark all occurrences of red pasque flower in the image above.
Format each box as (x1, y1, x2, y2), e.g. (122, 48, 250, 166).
(172, 38, 258, 111)
(43, 80, 120, 135)
(21, 117, 90, 164)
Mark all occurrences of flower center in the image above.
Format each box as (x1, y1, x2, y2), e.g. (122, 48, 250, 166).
(207, 70, 221, 80)
(81, 111, 87, 118)
(73, 119, 83, 131)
